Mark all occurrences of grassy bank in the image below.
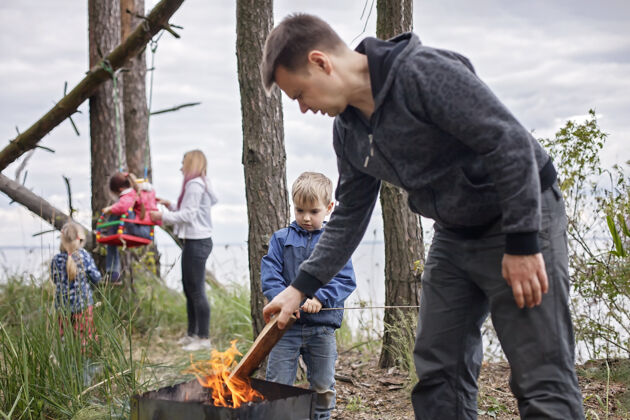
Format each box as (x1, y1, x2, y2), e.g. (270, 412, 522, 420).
(0, 271, 254, 419)
(2, 270, 628, 419)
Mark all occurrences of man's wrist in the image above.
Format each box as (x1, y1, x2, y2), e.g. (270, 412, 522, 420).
(291, 270, 324, 298)
(505, 232, 540, 255)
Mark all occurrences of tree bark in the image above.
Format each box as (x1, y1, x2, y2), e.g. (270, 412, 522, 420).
(0, 0, 185, 173)
(0, 173, 94, 249)
(121, 0, 151, 179)
(89, 0, 125, 232)
(376, 0, 424, 369)
(236, 0, 289, 337)
(121, 0, 163, 275)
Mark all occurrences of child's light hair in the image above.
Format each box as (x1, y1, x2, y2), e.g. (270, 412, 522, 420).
(291, 172, 333, 207)
(59, 222, 86, 282)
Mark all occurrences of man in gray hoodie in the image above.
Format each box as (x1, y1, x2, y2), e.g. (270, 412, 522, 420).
(261, 13, 584, 419)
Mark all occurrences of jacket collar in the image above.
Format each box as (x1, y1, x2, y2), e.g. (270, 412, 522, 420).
(289, 220, 325, 235)
(340, 32, 420, 125)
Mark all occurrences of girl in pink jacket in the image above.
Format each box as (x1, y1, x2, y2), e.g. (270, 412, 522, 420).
(102, 172, 151, 283)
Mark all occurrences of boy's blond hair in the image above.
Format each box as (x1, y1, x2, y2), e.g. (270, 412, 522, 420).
(292, 172, 333, 206)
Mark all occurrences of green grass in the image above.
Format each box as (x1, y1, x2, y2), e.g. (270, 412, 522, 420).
(0, 268, 255, 419)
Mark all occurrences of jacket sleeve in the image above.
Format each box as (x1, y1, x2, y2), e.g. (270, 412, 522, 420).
(292, 122, 381, 297)
(314, 258, 356, 308)
(260, 231, 287, 302)
(82, 250, 102, 285)
(162, 182, 205, 225)
(404, 48, 542, 253)
(109, 191, 137, 215)
(50, 258, 61, 284)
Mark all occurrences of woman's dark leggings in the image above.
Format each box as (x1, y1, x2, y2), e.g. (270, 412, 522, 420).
(181, 237, 213, 338)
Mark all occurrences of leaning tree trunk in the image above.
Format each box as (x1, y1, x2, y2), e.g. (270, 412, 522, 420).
(89, 0, 125, 270)
(236, 0, 289, 337)
(376, 0, 424, 369)
(121, 0, 151, 179)
(0, 173, 94, 250)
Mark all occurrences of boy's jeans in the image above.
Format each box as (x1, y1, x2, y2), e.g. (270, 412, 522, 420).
(266, 324, 337, 420)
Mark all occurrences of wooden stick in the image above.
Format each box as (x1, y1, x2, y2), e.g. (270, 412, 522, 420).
(228, 315, 296, 381)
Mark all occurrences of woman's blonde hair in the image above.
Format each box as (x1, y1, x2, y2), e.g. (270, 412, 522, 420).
(177, 150, 209, 208)
(182, 150, 207, 179)
(59, 222, 85, 282)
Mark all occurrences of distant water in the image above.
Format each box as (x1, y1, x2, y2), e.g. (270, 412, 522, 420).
(1, 240, 515, 361)
(0, 240, 389, 334)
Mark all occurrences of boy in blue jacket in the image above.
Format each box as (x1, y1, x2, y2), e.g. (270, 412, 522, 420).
(261, 171, 356, 420)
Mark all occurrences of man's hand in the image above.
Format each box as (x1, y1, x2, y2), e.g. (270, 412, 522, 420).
(502, 253, 549, 309)
(263, 286, 305, 329)
(301, 297, 323, 314)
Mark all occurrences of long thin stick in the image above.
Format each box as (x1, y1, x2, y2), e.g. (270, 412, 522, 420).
(320, 305, 420, 311)
(78, 368, 131, 398)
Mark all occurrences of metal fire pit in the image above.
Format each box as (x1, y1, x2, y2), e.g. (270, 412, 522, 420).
(131, 378, 315, 420)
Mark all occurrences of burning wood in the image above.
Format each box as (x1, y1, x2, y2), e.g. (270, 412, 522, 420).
(182, 340, 263, 408)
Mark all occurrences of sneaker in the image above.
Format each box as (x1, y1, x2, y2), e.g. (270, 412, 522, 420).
(107, 271, 123, 285)
(177, 335, 196, 345)
(182, 338, 212, 352)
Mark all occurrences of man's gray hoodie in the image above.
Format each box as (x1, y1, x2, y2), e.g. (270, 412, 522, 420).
(293, 33, 556, 297)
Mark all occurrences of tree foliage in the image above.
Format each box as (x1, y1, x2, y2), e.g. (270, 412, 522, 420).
(539, 109, 629, 360)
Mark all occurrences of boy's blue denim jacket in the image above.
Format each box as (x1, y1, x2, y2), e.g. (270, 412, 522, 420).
(261, 221, 356, 328)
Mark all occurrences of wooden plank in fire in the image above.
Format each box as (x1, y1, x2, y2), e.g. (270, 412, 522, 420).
(229, 314, 297, 381)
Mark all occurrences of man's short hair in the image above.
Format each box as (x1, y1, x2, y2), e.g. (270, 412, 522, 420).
(261, 13, 344, 93)
(292, 172, 333, 207)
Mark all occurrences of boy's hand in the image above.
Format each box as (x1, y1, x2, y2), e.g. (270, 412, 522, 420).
(263, 286, 304, 329)
(301, 297, 323, 313)
(149, 211, 162, 222)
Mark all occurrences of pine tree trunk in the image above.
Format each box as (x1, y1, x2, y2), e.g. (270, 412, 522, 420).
(121, 0, 161, 276)
(236, 0, 289, 337)
(89, 0, 125, 268)
(376, 0, 424, 369)
(121, 0, 151, 179)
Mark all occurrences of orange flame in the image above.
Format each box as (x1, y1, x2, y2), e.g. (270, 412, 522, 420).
(183, 339, 264, 408)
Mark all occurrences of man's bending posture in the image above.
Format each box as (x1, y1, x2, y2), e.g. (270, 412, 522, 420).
(261, 13, 584, 419)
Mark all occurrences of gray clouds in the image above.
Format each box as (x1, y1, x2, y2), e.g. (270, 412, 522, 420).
(0, 0, 628, 248)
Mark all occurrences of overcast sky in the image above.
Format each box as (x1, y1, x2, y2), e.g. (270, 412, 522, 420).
(1, 0, 628, 250)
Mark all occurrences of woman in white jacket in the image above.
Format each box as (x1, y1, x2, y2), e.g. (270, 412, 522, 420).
(151, 150, 218, 351)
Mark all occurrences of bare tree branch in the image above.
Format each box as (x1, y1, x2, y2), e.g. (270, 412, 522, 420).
(0, 173, 93, 249)
(0, 0, 186, 172)
(150, 101, 201, 116)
